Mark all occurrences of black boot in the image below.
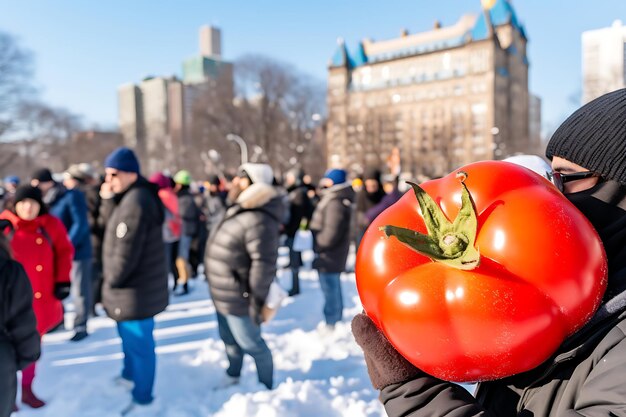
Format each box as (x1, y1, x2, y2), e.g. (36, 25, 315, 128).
(288, 271, 300, 296)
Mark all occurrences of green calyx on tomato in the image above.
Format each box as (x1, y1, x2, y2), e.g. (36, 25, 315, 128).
(380, 171, 480, 271)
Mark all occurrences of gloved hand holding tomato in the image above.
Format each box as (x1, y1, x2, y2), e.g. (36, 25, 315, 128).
(355, 161, 607, 382)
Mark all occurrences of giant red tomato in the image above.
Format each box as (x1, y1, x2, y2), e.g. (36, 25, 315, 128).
(355, 161, 607, 382)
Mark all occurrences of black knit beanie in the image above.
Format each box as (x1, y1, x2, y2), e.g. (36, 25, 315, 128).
(546, 88, 626, 184)
(13, 185, 47, 215)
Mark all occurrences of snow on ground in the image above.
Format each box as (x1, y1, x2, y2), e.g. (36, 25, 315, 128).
(16, 247, 388, 417)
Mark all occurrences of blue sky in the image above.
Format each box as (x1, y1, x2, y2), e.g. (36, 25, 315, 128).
(1, 1, 625, 132)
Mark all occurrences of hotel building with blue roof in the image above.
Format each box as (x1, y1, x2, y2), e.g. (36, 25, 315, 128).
(326, 0, 539, 178)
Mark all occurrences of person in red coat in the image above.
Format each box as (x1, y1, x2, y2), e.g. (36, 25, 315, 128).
(0, 185, 74, 409)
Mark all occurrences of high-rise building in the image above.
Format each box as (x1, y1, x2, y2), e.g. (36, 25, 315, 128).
(326, 0, 537, 178)
(183, 26, 233, 90)
(118, 84, 144, 150)
(529, 94, 542, 153)
(200, 25, 221, 58)
(582, 20, 626, 104)
(117, 25, 233, 174)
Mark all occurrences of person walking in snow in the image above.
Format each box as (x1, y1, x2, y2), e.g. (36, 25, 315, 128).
(172, 170, 201, 295)
(0, 185, 74, 409)
(101, 147, 168, 413)
(204, 163, 283, 390)
(309, 169, 355, 332)
(282, 167, 313, 296)
(0, 220, 40, 417)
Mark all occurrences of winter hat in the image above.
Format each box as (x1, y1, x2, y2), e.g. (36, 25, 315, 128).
(239, 163, 274, 185)
(324, 169, 347, 185)
(77, 163, 99, 180)
(31, 168, 54, 183)
(64, 164, 92, 182)
(104, 147, 140, 174)
(174, 170, 192, 186)
(149, 172, 172, 190)
(207, 175, 220, 185)
(503, 155, 552, 180)
(3, 175, 19, 185)
(13, 185, 47, 214)
(546, 88, 626, 184)
(364, 167, 382, 182)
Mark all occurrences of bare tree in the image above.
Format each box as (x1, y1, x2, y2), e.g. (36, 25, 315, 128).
(188, 54, 325, 179)
(1, 101, 83, 176)
(0, 31, 34, 138)
(234, 54, 325, 174)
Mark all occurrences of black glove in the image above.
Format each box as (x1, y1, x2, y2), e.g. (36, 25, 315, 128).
(351, 312, 424, 390)
(54, 283, 71, 300)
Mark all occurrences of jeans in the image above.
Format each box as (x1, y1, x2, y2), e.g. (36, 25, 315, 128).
(117, 319, 156, 404)
(318, 272, 343, 325)
(177, 235, 193, 260)
(216, 312, 273, 389)
(71, 259, 92, 331)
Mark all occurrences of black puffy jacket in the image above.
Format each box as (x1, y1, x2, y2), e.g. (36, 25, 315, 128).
(309, 183, 355, 273)
(205, 183, 282, 323)
(102, 177, 169, 322)
(0, 249, 40, 417)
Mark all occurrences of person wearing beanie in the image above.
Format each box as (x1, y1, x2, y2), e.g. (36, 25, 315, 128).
(204, 162, 283, 390)
(54, 164, 95, 343)
(351, 88, 626, 417)
(309, 168, 355, 332)
(283, 167, 314, 296)
(355, 166, 386, 250)
(101, 147, 168, 412)
(0, 185, 74, 409)
(172, 170, 201, 296)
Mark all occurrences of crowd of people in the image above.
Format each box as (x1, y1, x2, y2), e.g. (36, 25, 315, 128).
(0, 146, 403, 415)
(3, 88, 625, 417)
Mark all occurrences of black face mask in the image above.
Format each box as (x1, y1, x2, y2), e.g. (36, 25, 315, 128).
(565, 180, 626, 296)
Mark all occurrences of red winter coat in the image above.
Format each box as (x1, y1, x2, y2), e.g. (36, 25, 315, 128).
(0, 210, 74, 334)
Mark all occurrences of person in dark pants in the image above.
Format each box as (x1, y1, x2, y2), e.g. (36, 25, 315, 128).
(173, 170, 201, 295)
(32, 167, 93, 342)
(352, 88, 626, 417)
(0, 221, 40, 417)
(309, 169, 355, 332)
(205, 163, 283, 389)
(101, 147, 168, 414)
(282, 167, 313, 296)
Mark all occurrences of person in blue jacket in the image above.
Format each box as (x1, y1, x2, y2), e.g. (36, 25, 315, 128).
(31, 167, 93, 342)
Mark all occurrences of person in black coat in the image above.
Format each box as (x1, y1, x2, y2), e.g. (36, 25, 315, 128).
(205, 163, 283, 390)
(309, 169, 355, 331)
(172, 170, 201, 295)
(0, 220, 40, 417)
(102, 147, 168, 412)
(283, 167, 313, 296)
(352, 88, 626, 417)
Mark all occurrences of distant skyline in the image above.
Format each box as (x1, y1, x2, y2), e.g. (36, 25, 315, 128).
(2, 1, 625, 134)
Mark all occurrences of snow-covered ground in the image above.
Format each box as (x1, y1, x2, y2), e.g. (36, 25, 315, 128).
(16, 247, 388, 417)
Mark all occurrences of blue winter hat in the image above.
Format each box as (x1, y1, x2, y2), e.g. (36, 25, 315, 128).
(3, 175, 19, 185)
(104, 147, 140, 174)
(324, 169, 347, 185)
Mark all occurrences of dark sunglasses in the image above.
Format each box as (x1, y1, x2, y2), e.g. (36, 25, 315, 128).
(549, 171, 596, 192)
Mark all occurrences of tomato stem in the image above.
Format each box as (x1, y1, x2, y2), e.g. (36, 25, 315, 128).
(380, 171, 480, 270)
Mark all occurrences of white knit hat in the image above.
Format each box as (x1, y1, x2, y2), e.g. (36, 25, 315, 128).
(239, 163, 274, 185)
